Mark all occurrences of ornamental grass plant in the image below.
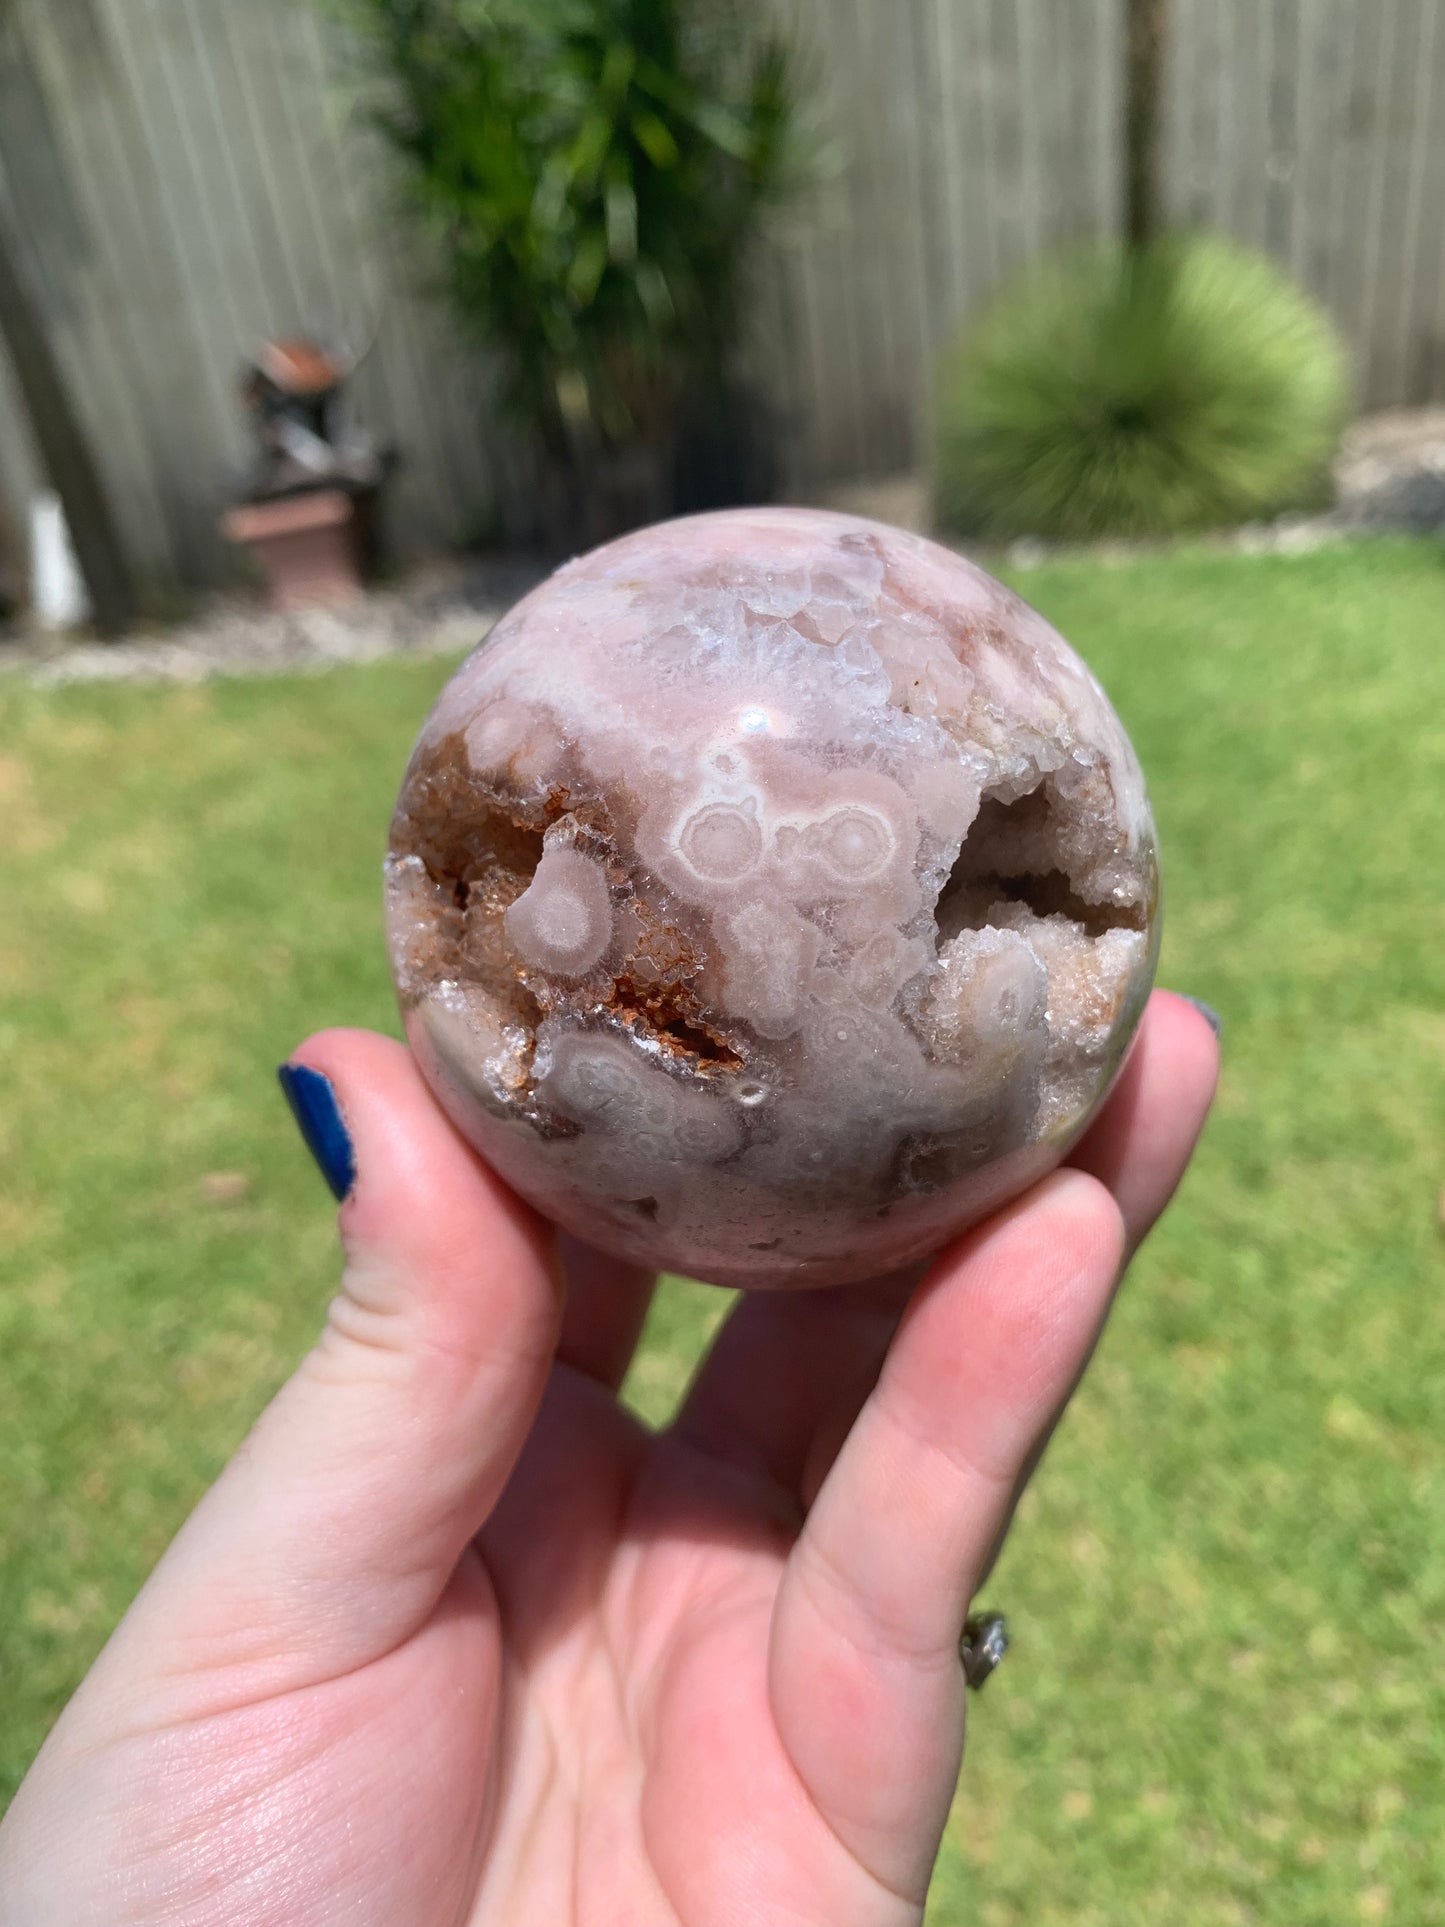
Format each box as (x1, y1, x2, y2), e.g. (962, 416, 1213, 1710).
(934, 234, 1350, 542)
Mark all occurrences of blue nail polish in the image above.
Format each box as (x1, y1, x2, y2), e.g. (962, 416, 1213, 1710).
(277, 1064, 357, 1201)
(1178, 995, 1222, 1039)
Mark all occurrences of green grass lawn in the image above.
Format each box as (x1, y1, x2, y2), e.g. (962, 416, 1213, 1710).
(2, 538, 1442, 1920)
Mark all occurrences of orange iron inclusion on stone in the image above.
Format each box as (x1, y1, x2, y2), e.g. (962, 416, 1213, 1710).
(386, 509, 1158, 1289)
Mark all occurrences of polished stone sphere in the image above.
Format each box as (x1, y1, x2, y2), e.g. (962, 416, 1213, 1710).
(386, 509, 1158, 1288)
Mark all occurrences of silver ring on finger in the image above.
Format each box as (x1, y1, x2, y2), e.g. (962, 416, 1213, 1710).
(960, 1611, 1009, 1690)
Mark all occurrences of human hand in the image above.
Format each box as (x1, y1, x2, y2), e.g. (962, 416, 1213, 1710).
(0, 992, 1217, 1926)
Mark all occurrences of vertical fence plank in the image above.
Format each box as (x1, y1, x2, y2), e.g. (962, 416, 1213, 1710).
(1363, 0, 1430, 407)
(1286, 0, 1338, 298)
(1, 5, 199, 582)
(983, 0, 1028, 285)
(960, 0, 1006, 293)
(1228, 0, 1269, 252)
(0, 337, 41, 596)
(1389, 0, 1441, 403)
(1073, 0, 1125, 245)
(847, 0, 911, 470)
(770, 0, 871, 480)
(284, 4, 488, 545)
(1180, 0, 1226, 228)
(1264, 0, 1300, 266)
(1332, 0, 1387, 385)
(886, 0, 946, 464)
(1351, 0, 1397, 408)
(1409, 6, 1445, 399)
(926, 0, 975, 337)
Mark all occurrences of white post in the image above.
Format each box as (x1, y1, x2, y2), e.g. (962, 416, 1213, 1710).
(30, 488, 92, 630)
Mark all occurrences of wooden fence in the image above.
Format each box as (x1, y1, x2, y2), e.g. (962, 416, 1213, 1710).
(0, 0, 504, 589)
(3, 0, 1444, 592)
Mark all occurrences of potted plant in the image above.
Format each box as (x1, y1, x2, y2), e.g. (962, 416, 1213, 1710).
(221, 337, 389, 608)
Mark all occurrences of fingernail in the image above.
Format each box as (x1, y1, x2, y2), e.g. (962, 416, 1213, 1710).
(1178, 995, 1222, 1039)
(277, 1064, 357, 1201)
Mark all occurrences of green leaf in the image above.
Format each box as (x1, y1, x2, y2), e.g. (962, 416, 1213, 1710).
(629, 109, 679, 169)
(678, 96, 755, 162)
(567, 228, 609, 307)
(598, 38, 637, 107)
(531, 153, 571, 235)
(568, 109, 616, 187)
(634, 257, 675, 327)
(604, 173, 638, 264)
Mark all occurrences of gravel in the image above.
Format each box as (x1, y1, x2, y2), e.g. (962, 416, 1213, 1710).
(0, 554, 545, 689)
(4, 407, 1440, 688)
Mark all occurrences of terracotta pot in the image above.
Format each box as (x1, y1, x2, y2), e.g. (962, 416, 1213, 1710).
(221, 487, 375, 610)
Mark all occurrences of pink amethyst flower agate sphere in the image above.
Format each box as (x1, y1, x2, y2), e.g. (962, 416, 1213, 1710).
(386, 509, 1159, 1289)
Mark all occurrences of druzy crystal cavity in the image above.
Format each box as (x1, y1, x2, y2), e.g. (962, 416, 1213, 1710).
(387, 509, 1158, 1288)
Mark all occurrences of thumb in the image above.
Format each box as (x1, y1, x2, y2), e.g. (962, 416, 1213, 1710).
(111, 1028, 563, 1704)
